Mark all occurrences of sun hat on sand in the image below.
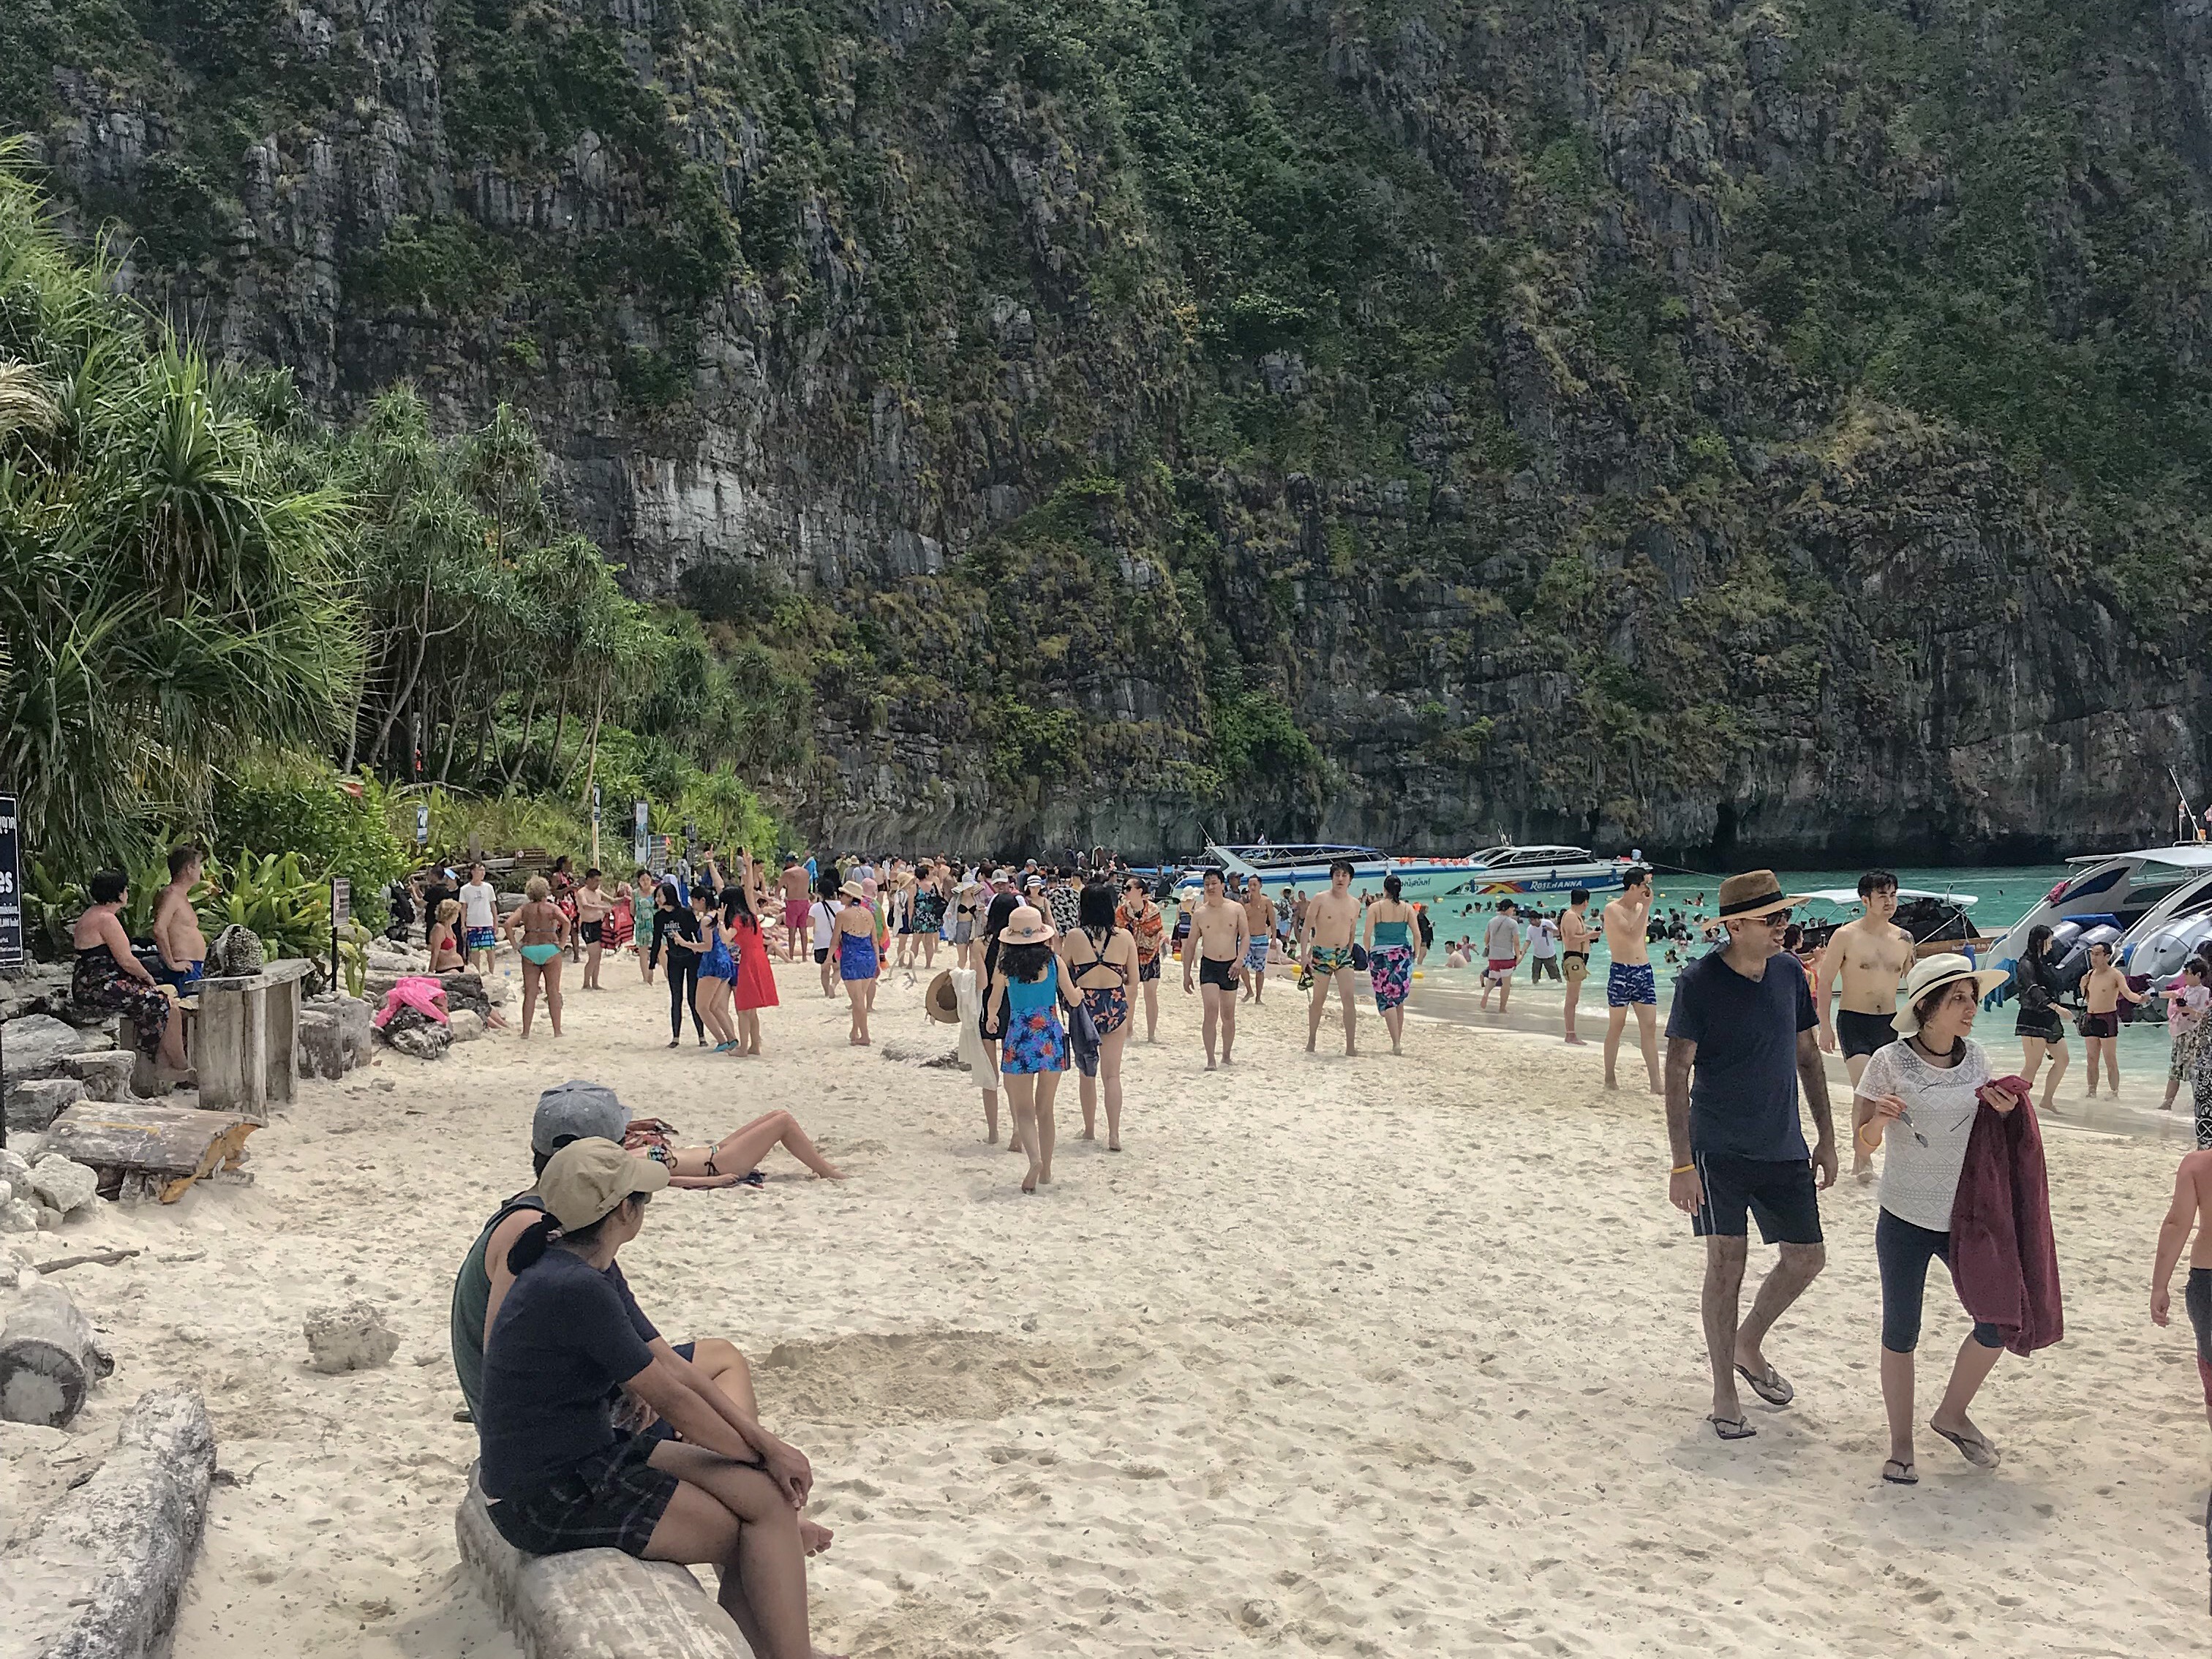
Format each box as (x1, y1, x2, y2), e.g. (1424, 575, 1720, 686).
(925, 971, 961, 1023)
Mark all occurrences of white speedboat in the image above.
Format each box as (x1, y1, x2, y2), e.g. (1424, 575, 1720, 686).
(1173, 842, 1630, 906)
(1987, 843, 2212, 993)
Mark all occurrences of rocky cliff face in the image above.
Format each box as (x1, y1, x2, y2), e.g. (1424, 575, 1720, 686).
(12, 0, 2208, 859)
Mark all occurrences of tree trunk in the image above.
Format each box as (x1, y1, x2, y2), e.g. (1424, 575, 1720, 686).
(574, 680, 606, 796)
(0, 1278, 113, 1426)
(500, 685, 538, 789)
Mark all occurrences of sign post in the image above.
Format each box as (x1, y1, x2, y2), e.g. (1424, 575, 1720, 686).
(592, 785, 602, 868)
(416, 804, 430, 847)
(330, 877, 350, 997)
(0, 792, 22, 1151)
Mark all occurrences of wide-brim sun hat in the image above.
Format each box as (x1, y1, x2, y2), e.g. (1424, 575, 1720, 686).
(1715, 869, 1811, 921)
(1000, 904, 1056, 945)
(1892, 952, 2012, 1037)
(838, 880, 866, 900)
(925, 970, 961, 1023)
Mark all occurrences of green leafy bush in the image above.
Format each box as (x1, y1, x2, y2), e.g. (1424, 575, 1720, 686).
(212, 759, 410, 928)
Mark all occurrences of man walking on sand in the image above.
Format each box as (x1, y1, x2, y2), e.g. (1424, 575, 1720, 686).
(1303, 859, 1361, 1056)
(1665, 870, 1838, 1442)
(1480, 898, 1522, 1012)
(1816, 870, 1916, 1179)
(1560, 888, 1593, 1045)
(1241, 876, 1275, 1004)
(1184, 868, 1250, 1069)
(1604, 868, 1662, 1092)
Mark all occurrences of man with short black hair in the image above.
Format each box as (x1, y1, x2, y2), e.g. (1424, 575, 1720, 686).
(1301, 861, 1361, 1055)
(1183, 869, 1249, 1069)
(1664, 871, 1838, 1442)
(1604, 868, 1662, 1092)
(1481, 898, 1522, 1012)
(1817, 869, 1916, 1180)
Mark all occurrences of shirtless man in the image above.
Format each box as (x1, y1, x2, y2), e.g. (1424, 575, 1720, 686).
(575, 868, 614, 989)
(1603, 868, 1662, 1093)
(1816, 870, 1916, 1176)
(1560, 887, 1593, 1045)
(2078, 941, 2146, 1098)
(1182, 869, 1249, 1069)
(2149, 1146, 2212, 1435)
(1241, 876, 1275, 1004)
(1302, 860, 1361, 1056)
(778, 856, 813, 960)
(152, 843, 208, 994)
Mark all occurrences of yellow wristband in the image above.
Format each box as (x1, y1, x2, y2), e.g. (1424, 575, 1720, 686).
(1671, 1163, 1694, 1175)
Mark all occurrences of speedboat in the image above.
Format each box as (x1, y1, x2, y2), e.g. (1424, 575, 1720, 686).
(1172, 842, 1630, 906)
(1794, 889, 1986, 960)
(1987, 843, 2212, 999)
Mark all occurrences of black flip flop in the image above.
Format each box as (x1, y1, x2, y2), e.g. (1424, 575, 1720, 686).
(1735, 1362, 1794, 1407)
(1931, 1424, 1999, 1469)
(1881, 1459, 1917, 1486)
(1707, 1415, 1757, 1441)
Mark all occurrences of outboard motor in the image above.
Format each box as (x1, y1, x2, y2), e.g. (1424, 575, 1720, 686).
(2048, 919, 2085, 954)
(2132, 915, 2212, 980)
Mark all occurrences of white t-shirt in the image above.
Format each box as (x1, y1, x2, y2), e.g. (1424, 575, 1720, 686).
(459, 882, 497, 932)
(810, 900, 838, 951)
(1530, 919, 1560, 959)
(1858, 1037, 1993, 1233)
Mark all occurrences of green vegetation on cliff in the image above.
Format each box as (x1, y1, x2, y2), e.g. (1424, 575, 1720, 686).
(4, 1, 2207, 853)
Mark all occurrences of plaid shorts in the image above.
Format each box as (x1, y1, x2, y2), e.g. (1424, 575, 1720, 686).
(465, 926, 497, 952)
(484, 1436, 679, 1559)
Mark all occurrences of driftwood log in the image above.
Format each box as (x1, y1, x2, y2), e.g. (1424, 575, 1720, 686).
(0, 1385, 216, 1659)
(0, 1279, 114, 1427)
(457, 1465, 744, 1659)
(41, 1102, 256, 1203)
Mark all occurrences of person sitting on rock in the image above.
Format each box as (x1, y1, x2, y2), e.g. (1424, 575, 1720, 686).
(473, 1138, 832, 1647)
(427, 899, 465, 972)
(72, 870, 187, 1072)
(447, 1084, 830, 1551)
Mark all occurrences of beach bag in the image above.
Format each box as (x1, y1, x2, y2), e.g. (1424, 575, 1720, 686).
(1069, 996, 1102, 1077)
(1351, 944, 1369, 974)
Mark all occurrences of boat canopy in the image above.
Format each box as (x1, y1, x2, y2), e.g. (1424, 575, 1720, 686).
(2064, 844, 2212, 870)
(1796, 889, 1979, 908)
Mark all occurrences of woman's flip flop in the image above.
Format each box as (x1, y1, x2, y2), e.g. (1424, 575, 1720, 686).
(1707, 1415, 1757, 1441)
(1930, 1423, 1999, 1469)
(1881, 1459, 1918, 1486)
(1734, 1362, 1794, 1407)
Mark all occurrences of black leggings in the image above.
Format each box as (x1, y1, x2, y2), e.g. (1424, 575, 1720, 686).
(1877, 1208, 2004, 1354)
(667, 958, 701, 1040)
(2188, 1268, 2211, 1410)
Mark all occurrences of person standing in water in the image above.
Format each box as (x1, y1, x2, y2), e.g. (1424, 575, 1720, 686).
(1364, 874, 1422, 1056)
(833, 879, 879, 1045)
(1816, 870, 1917, 1179)
(1852, 955, 2022, 1484)
(506, 876, 570, 1039)
(1604, 868, 1662, 1093)
(1560, 889, 1593, 1045)
(1478, 898, 1521, 1013)
(1182, 868, 1249, 1070)
(1664, 871, 1837, 1442)
(2077, 941, 2145, 1099)
(1302, 860, 1361, 1056)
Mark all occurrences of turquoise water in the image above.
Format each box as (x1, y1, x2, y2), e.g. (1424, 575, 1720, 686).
(1424, 864, 2180, 1074)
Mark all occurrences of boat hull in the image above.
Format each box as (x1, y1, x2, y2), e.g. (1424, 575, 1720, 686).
(1174, 857, 1626, 906)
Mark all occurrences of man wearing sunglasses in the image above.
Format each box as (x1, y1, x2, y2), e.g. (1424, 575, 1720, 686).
(1663, 870, 1839, 1442)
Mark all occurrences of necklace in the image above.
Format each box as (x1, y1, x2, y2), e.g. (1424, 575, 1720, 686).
(1909, 1034, 1962, 1064)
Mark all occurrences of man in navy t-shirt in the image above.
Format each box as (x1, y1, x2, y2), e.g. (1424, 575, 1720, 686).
(1663, 870, 1839, 1442)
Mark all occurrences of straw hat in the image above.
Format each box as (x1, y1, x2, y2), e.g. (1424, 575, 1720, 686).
(1892, 953, 2011, 1037)
(925, 971, 961, 1023)
(1000, 904, 1055, 945)
(1715, 870, 1810, 921)
(838, 880, 865, 900)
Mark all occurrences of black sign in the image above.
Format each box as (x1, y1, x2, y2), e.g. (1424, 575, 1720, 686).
(0, 792, 20, 969)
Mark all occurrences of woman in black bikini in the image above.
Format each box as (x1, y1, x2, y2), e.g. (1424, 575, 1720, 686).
(622, 1112, 846, 1184)
(1060, 881, 1137, 1151)
(2012, 925, 2072, 1111)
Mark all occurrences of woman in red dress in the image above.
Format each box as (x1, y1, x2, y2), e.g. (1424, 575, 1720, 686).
(726, 863, 780, 1057)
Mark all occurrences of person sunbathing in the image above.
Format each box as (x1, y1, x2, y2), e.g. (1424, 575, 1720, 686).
(623, 1110, 846, 1186)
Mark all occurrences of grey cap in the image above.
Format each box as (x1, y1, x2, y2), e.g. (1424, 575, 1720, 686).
(531, 1080, 630, 1156)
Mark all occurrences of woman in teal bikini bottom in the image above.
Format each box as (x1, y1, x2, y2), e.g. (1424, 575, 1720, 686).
(507, 876, 571, 1038)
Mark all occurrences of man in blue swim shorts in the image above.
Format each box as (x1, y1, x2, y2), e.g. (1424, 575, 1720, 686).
(1241, 876, 1275, 1004)
(1603, 867, 1663, 1094)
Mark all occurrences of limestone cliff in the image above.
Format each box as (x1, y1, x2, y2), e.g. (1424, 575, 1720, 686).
(11, 0, 2208, 859)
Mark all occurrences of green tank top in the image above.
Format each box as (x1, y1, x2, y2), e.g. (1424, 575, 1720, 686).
(449, 1191, 545, 1418)
(1372, 919, 1410, 947)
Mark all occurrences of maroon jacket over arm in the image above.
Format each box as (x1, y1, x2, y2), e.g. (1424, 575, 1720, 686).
(1948, 1074, 2064, 1357)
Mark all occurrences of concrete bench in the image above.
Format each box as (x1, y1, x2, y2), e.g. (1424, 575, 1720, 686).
(456, 1467, 744, 1658)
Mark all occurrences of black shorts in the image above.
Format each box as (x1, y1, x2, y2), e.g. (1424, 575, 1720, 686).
(1835, 1009, 1894, 1059)
(579, 919, 603, 945)
(2014, 1009, 2065, 1042)
(484, 1435, 678, 1559)
(813, 947, 830, 964)
(1690, 1154, 1824, 1245)
(2079, 1009, 2118, 1039)
(1199, 955, 1235, 990)
(1138, 955, 1160, 982)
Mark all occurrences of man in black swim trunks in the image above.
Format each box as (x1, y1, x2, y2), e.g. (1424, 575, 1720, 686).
(1816, 870, 1916, 1181)
(1181, 868, 1250, 1071)
(1665, 870, 1840, 1442)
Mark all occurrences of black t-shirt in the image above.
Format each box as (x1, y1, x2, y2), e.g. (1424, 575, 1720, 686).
(1664, 949, 1818, 1162)
(476, 1249, 659, 1500)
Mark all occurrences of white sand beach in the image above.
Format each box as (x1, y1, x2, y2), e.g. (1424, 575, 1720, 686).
(7, 957, 2207, 1657)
